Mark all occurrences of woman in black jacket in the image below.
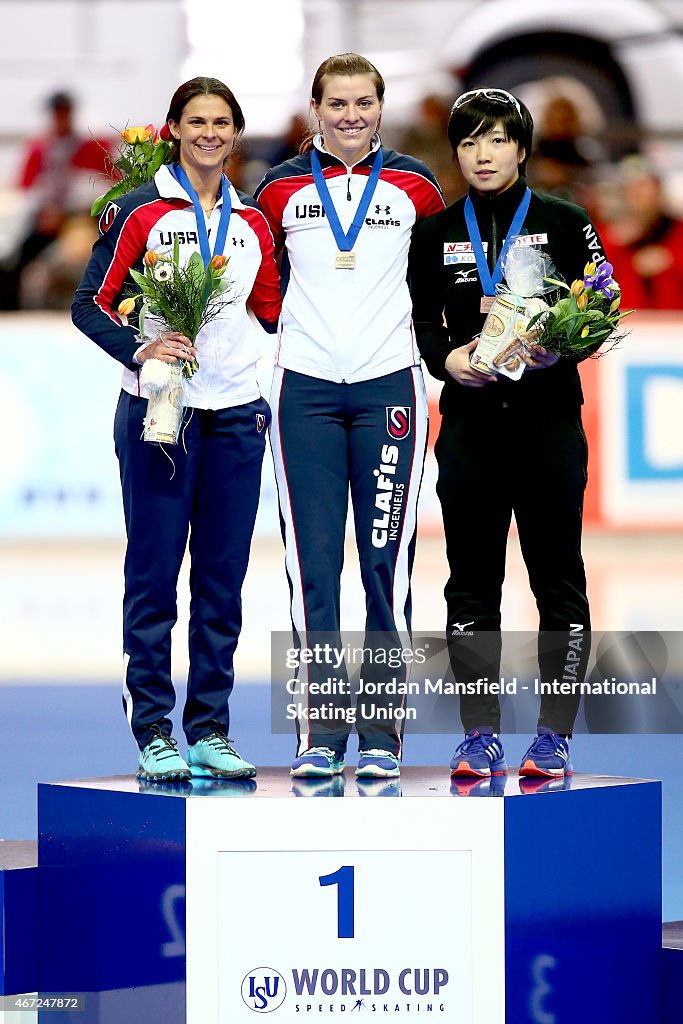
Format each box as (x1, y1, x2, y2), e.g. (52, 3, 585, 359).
(409, 89, 608, 781)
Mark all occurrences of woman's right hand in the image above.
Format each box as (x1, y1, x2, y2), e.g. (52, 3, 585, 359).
(138, 331, 196, 364)
(445, 339, 497, 387)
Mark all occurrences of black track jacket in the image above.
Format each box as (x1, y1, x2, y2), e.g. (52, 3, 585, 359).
(408, 176, 607, 415)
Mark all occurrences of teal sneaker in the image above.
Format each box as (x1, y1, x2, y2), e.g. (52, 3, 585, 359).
(137, 726, 191, 782)
(138, 778, 192, 796)
(290, 746, 345, 777)
(189, 777, 257, 796)
(187, 731, 257, 779)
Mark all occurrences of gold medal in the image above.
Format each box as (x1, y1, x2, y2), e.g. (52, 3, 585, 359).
(335, 251, 356, 270)
(480, 295, 495, 313)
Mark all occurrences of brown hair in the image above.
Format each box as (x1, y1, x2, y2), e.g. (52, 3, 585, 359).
(300, 53, 385, 155)
(165, 77, 245, 163)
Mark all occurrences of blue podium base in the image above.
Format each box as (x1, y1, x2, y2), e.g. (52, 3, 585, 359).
(662, 921, 683, 1024)
(6, 769, 663, 1023)
(0, 840, 37, 998)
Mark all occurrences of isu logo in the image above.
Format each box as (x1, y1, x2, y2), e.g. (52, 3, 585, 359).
(241, 968, 287, 1012)
(386, 406, 411, 440)
(256, 413, 266, 433)
(98, 201, 121, 234)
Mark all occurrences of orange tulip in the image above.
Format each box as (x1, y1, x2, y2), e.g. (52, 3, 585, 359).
(577, 291, 589, 310)
(118, 297, 136, 316)
(144, 250, 159, 267)
(570, 279, 585, 298)
(210, 254, 228, 273)
(121, 125, 154, 144)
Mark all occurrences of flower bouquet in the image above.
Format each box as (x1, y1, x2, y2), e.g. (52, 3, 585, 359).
(525, 261, 632, 357)
(470, 244, 557, 380)
(470, 243, 632, 380)
(90, 124, 173, 217)
(118, 238, 233, 444)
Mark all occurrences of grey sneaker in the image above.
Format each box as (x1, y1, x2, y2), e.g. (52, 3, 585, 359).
(137, 725, 191, 782)
(187, 731, 257, 779)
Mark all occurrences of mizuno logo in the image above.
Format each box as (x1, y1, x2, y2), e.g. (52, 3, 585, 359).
(454, 268, 478, 284)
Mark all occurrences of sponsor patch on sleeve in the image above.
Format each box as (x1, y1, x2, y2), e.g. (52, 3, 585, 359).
(98, 201, 121, 234)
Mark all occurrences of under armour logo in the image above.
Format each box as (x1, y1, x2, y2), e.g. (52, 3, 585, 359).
(232, 237, 245, 247)
(451, 621, 474, 633)
(375, 204, 391, 215)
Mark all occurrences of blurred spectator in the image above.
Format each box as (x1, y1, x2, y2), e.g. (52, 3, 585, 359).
(529, 95, 604, 205)
(266, 112, 308, 165)
(399, 93, 463, 202)
(226, 145, 269, 197)
(0, 90, 112, 309)
(601, 157, 683, 310)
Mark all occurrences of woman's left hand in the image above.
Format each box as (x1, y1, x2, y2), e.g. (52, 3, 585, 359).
(519, 342, 559, 370)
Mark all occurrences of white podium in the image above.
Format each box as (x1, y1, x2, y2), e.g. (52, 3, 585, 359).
(33, 768, 661, 1024)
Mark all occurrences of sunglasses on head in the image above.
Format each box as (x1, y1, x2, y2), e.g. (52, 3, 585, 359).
(451, 89, 523, 118)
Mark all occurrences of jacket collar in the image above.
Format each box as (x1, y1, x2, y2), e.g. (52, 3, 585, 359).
(154, 163, 246, 210)
(312, 132, 381, 170)
(468, 175, 528, 218)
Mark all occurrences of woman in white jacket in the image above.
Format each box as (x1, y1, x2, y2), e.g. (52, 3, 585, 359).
(73, 77, 281, 783)
(255, 54, 444, 780)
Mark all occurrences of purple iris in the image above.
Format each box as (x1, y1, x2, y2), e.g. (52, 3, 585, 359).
(585, 261, 616, 299)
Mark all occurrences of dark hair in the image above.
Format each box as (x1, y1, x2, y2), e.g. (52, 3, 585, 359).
(165, 77, 245, 163)
(47, 91, 73, 111)
(447, 90, 533, 175)
(300, 53, 385, 154)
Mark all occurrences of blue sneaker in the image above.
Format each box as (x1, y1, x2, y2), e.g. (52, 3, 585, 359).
(291, 777, 346, 797)
(519, 729, 573, 778)
(291, 746, 345, 778)
(518, 775, 573, 795)
(187, 731, 256, 779)
(356, 749, 400, 778)
(137, 726, 191, 782)
(450, 730, 507, 777)
(450, 774, 507, 797)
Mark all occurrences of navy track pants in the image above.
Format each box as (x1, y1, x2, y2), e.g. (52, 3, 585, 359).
(270, 366, 428, 757)
(114, 390, 270, 749)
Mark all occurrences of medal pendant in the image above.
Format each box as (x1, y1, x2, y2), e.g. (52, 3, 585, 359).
(480, 295, 495, 313)
(335, 251, 356, 270)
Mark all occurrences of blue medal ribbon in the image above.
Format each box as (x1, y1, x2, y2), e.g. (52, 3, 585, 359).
(169, 162, 232, 267)
(310, 147, 383, 252)
(464, 187, 531, 295)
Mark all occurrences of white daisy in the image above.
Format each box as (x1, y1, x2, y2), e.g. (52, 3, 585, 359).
(153, 263, 173, 282)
